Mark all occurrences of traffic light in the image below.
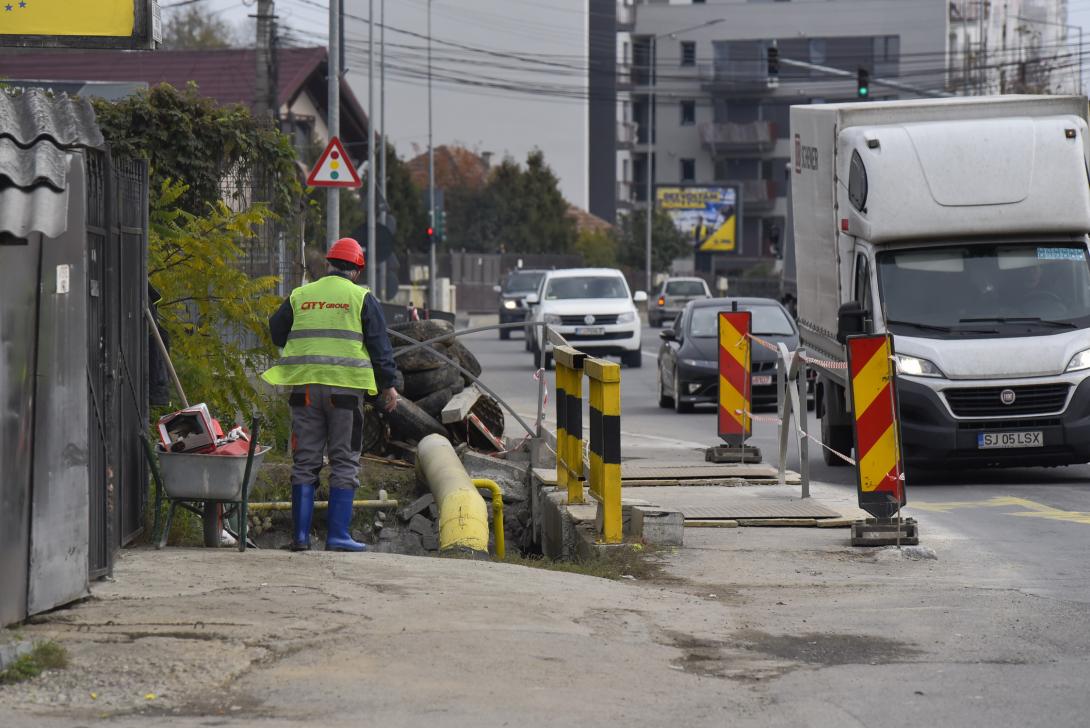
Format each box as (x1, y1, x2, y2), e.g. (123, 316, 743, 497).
(425, 225, 434, 246)
(436, 209, 447, 241)
(767, 45, 779, 77)
(857, 67, 870, 99)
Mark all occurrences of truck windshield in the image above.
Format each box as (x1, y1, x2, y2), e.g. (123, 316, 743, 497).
(877, 243, 1090, 337)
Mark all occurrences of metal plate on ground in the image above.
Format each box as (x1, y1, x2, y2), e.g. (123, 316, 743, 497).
(624, 486, 841, 520)
(621, 462, 781, 480)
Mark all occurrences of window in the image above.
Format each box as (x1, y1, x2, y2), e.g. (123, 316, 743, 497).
(680, 158, 696, 182)
(665, 280, 707, 296)
(680, 41, 696, 67)
(680, 99, 696, 126)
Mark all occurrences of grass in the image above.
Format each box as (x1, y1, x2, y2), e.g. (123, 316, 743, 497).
(0, 641, 68, 685)
(501, 544, 672, 582)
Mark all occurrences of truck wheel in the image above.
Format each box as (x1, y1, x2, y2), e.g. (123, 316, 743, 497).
(820, 410, 853, 467)
(402, 366, 462, 400)
(386, 397, 448, 442)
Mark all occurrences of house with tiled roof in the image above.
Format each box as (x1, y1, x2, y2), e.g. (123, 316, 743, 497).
(0, 46, 369, 163)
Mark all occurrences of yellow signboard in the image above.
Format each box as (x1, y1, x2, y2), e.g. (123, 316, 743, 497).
(656, 185, 738, 253)
(0, 0, 135, 38)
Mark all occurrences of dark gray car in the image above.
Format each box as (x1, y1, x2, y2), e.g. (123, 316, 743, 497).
(657, 297, 799, 413)
(495, 269, 546, 340)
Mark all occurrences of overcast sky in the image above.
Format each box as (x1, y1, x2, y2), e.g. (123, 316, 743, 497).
(191, 0, 589, 206)
(189, 1, 1090, 208)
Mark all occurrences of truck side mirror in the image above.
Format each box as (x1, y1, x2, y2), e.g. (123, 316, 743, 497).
(836, 301, 867, 344)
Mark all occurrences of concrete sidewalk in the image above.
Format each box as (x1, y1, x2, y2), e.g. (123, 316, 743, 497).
(4, 496, 1089, 728)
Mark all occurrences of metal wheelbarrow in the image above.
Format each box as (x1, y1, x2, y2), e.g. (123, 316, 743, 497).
(142, 418, 269, 552)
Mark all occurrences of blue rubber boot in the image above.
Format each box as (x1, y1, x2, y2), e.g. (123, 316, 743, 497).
(325, 487, 367, 552)
(290, 484, 315, 551)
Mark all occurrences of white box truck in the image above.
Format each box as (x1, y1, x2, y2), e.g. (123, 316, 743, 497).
(791, 95, 1090, 468)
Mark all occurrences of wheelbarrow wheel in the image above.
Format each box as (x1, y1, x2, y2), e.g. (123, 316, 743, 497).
(202, 502, 221, 548)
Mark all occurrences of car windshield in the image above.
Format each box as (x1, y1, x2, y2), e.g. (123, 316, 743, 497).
(688, 305, 795, 337)
(665, 280, 706, 296)
(504, 271, 544, 294)
(544, 276, 628, 300)
(877, 243, 1090, 337)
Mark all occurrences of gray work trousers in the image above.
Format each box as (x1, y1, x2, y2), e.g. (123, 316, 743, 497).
(289, 384, 365, 490)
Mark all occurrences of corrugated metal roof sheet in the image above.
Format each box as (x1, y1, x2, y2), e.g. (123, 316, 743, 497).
(0, 89, 102, 148)
(0, 138, 68, 191)
(0, 90, 102, 238)
(0, 184, 69, 239)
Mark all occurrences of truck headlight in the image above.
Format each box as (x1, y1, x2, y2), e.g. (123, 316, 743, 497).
(1065, 349, 1090, 372)
(616, 311, 636, 324)
(503, 299, 518, 310)
(895, 354, 944, 377)
(543, 313, 563, 325)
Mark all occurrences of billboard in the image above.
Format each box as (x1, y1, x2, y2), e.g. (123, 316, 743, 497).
(656, 185, 740, 254)
(0, 1, 159, 49)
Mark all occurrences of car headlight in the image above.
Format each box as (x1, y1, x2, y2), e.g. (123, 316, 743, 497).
(1066, 349, 1090, 372)
(895, 354, 944, 378)
(543, 313, 563, 325)
(616, 311, 636, 324)
(503, 299, 518, 310)
(681, 358, 716, 369)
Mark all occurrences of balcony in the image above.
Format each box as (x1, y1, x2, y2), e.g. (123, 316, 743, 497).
(617, 120, 637, 147)
(742, 180, 780, 212)
(699, 121, 777, 155)
(617, 2, 635, 30)
(700, 63, 776, 94)
(617, 180, 634, 206)
(616, 61, 631, 89)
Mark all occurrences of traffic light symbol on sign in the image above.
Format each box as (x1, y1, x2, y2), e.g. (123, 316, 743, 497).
(857, 67, 870, 98)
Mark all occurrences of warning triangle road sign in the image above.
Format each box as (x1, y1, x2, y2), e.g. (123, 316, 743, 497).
(306, 137, 362, 188)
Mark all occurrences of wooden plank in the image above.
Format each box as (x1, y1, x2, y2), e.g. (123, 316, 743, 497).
(441, 385, 483, 424)
(684, 520, 740, 528)
(734, 518, 818, 527)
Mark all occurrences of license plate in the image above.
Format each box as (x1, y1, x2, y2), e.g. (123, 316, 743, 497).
(752, 375, 773, 386)
(574, 326, 604, 336)
(977, 431, 1044, 449)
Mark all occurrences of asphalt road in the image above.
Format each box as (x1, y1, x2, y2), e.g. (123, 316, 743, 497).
(468, 322, 1090, 605)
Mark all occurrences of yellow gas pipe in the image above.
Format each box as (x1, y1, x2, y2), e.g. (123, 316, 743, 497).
(473, 479, 505, 560)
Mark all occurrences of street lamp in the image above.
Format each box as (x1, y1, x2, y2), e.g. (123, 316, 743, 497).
(644, 18, 725, 296)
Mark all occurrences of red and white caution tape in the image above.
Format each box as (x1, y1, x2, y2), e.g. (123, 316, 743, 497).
(737, 407, 857, 466)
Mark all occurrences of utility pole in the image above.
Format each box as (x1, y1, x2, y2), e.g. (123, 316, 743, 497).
(378, 0, 388, 296)
(366, 0, 377, 291)
(254, 1, 277, 123)
(327, 0, 340, 251)
(644, 35, 655, 297)
(428, 0, 437, 310)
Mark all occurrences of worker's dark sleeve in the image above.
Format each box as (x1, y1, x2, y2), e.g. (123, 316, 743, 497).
(363, 295, 399, 390)
(269, 298, 293, 348)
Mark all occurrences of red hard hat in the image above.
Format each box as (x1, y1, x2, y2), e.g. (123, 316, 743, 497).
(327, 238, 365, 268)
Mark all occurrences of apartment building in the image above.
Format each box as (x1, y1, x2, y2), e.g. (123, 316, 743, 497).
(588, 0, 1078, 275)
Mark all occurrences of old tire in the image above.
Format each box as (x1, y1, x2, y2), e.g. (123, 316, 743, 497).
(414, 387, 454, 420)
(403, 365, 462, 400)
(390, 319, 454, 346)
(394, 345, 448, 373)
(361, 404, 387, 455)
(448, 340, 482, 380)
(386, 397, 448, 443)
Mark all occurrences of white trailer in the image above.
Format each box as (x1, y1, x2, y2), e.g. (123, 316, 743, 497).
(790, 95, 1090, 468)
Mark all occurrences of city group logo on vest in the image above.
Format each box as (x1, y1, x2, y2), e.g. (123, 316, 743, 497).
(300, 301, 351, 311)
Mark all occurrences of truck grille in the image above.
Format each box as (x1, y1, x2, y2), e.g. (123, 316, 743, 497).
(560, 314, 619, 326)
(944, 384, 1070, 417)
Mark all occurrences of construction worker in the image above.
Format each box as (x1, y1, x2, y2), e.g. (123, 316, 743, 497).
(262, 238, 399, 552)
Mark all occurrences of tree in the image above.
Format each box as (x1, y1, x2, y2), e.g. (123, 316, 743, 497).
(617, 209, 689, 277)
(444, 149, 577, 254)
(149, 181, 281, 418)
(162, 7, 238, 50)
(575, 228, 619, 268)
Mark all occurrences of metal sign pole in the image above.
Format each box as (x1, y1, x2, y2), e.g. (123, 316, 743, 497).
(327, 0, 340, 250)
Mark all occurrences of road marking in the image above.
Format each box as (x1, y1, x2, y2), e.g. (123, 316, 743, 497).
(912, 496, 1090, 525)
(641, 349, 657, 358)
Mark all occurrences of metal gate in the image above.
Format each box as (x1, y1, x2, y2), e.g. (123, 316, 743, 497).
(86, 149, 149, 578)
